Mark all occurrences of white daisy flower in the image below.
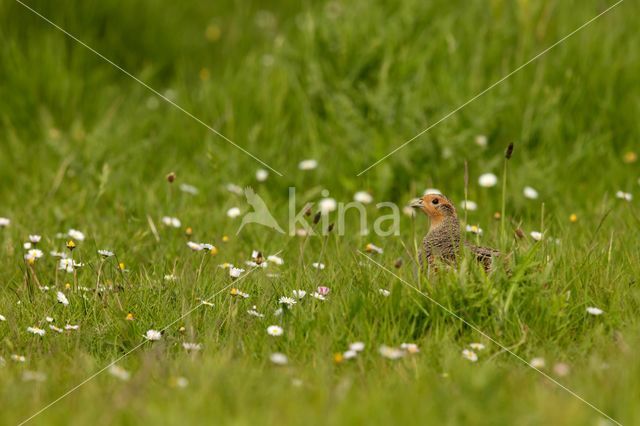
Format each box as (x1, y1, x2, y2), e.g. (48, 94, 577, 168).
(58, 258, 75, 273)
(49, 325, 63, 333)
(23, 242, 32, 250)
(469, 343, 485, 351)
(466, 224, 483, 235)
(292, 289, 306, 299)
(312, 292, 326, 301)
(247, 306, 265, 318)
(267, 325, 283, 336)
(56, 291, 69, 306)
(270, 352, 288, 365)
(68, 229, 85, 241)
(354, 191, 373, 204)
(312, 262, 325, 270)
(523, 186, 539, 200)
(350, 342, 365, 352)
(98, 250, 114, 258)
(379, 345, 405, 360)
(423, 188, 442, 195)
(64, 324, 79, 330)
(45, 316, 54, 323)
(162, 217, 182, 228)
(179, 183, 199, 195)
(11, 354, 26, 363)
(256, 169, 269, 182)
(24, 249, 44, 263)
(229, 267, 245, 278)
(460, 200, 478, 211)
(109, 365, 131, 381)
(365, 243, 383, 254)
(400, 343, 420, 354)
(343, 350, 358, 360)
(530, 231, 543, 241)
(144, 329, 162, 341)
(530, 357, 546, 369)
(267, 255, 284, 265)
(182, 342, 202, 352)
(586, 306, 604, 316)
(319, 198, 337, 214)
(279, 296, 297, 308)
(0, 217, 10, 227)
(298, 159, 318, 170)
(187, 241, 204, 251)
(378, 289, 391, 297)
(0, 314, 5, 321)
(615, 191, 632, 201)
(475, 135, 488, 148)
(227, 207, 241, 218)
(29, 235, 42, 243)
(27, 326, 46, 336)
(164, 274, 177, 281)
(462, 349, 478, 362)
(478, 173, 498, 188)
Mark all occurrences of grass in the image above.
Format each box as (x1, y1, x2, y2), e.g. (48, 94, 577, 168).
(1, 0, 640, 424)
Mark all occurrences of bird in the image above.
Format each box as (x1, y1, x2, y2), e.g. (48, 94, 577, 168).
(409, 193, 499, 271)
(236, 187, 285, 235)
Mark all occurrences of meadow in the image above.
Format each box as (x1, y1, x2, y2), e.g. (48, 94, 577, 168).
(1, 0, 639, 424)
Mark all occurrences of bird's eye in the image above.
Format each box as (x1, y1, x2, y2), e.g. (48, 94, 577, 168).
(432, 198, 439, 205)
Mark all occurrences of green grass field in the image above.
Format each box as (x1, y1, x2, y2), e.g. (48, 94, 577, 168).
(1, 0, 639, 424)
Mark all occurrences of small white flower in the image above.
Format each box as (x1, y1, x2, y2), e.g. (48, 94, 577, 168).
(466, 225, 483, 235)
(462, 349, 478, 362)
(23, 242, 32, 250)
(0, 314, 5, 321)
(64, 324, 80, 331)
(469, 343, 485, 351)
(11, 354, 26, 363)
(475, 135, 488, 148)
(423, 188, 442, 195)
(319, 198, 337, 214)
(365, 243, 383, 254)
(227, 207, 241, 218)
(270, 352, 288, 365)
(24, 249, 44, 262)
(312, 262, 325, 270)
(45, 316, 54, 323)
(478, 173, 498, 188)
(98, 250, 114, 258)
(247, 306, 265, 318)
(274, 307, 283, 316)
(343, 350, 358, 360)
(0, 217, 10, 227)
(164, 274, 177, 281)
(530, 357, 546, 369)
(145, 329, 162, 341)
(460, 200, 478, 211)
(354, 191, 373, 204)
(56, 291, 69, 306)
(298, 159, 318, 170)
(400, 343, 420, 354)
(27, 326, 46, 336)
(187, 241, 204, 251)
(109, 365, 131, 381)
(49, 325, 63, 333)
(256, 169, 269, 182)
(229, 267, 245, 278)
(179, 183, 199, 195)
(267, 325, 283, 336)
(182, 342, 202, 352)
(311, 292, 326, 301)
(267, 255, 284, 265)
(68, 229, 85, 241)
(615, 191, 633, 201)
(292, 289, 306, 299)
(379, 345, 405, 360)
(586, 306, 604, 316)
(58, 258, 75, 273)
(378, 289, 391, 297)
(279, 296, 297, 307)
(523, 186, 539, 200)
(350, 342, 365, 352)
(29, 235, 42, 243)
(530, 231, 543, 241)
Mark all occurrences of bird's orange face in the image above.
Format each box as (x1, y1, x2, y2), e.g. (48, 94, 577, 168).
(410, 194, 456, 225)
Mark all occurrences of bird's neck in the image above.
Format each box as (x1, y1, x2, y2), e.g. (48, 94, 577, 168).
(429, 215, 460, 233)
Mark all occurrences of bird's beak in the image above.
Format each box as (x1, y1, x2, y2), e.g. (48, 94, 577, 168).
(409, 198, 423, 208)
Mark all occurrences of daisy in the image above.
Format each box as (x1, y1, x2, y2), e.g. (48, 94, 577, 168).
(229, 267, 245, 278)
(162, 217, 181, 228)
(109, 365, 131, 381)
(292, 289, 306, 299)
(298, 159, 318, 170)
(530, 357, 546, 369)
(354, 191, 373, 204)
(319, 198, 337, 214)
(466, 224, 483, 235)
(164, 274, 177, 281)
(64, 324, 80, 330)
(615, 191, 633, 201)
(469, 343, 485, 351)
(270, 352, 288, 365)
(586, 306, 604, 315)
(530, 231, 543, 241)
(57, 291, 69, 306)
(187, 241, 204, 251)
(98, 250, 114, 258)
(27, 326, 46, 336)
(247, 306, 265, 318)
(400, 343, 420, 354)
(227, 207, 241, 218)
(58, 258, 75, 273)
(11, 354, 26, 363)
(279, 296, 296, 308)
(350, 342, 365, 352)
(24, 249, 44, 263)
(0, 217, 10, 227)
(256, 169, 269, 182)
(478, 173, 498, 188)
(475, 135, 488, 148)
(267, 255, 284, 265)
(182, 342, 202, 352)
(29, 235, 42, 244)
(379, 345, 404, 360)
(312, 262, 325, 270)
(0, 314, 5, 321)
(49, 325, 63, 333)
(317, 286, 330, 296)
(378, 289, 391, 297)
(267, 325, 283, 336)
(144, 329, 162, 341)
(460, 200, 478, 211)
(311, 292, 326, 301)
(68, 229, 85, 241)
(343, 350, 358, 360)
(23, 242, 32, 250)
(523, 186, 539, 200)
(179, 183, 199, 195)
(462, 349, 478, 362)
(45, 316, 54, 322)
(365, 243, 383, 254)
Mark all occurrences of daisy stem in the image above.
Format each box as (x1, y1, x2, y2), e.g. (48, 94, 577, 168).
(500, 158, 508, 242)
(95, 259, 104, 298)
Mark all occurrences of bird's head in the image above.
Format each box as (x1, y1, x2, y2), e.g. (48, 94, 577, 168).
(409, 193, 457, 224)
